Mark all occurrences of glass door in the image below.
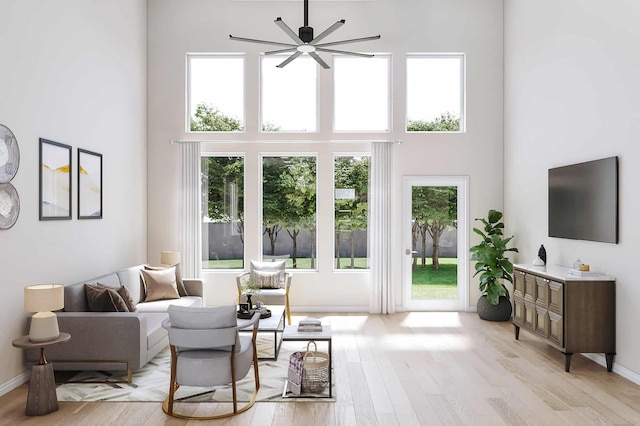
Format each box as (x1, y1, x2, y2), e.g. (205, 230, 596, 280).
(402, 176, 468, 311)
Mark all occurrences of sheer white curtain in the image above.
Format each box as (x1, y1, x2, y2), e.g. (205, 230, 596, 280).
(179, 142, 202, 278)
(369, 141, 394, 314)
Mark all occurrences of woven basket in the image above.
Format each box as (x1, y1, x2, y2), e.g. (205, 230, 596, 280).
(301, 341, 330, 393)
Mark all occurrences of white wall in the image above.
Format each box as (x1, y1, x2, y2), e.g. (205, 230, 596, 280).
(147, 0, 504, 310)
(0, 0, 147, 388)
(505, 0, 640, 375)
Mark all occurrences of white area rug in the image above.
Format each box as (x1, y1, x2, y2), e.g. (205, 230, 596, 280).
(55, 339, 334, 403)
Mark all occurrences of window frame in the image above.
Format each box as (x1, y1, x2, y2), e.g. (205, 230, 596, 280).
(259, 152, 319, 271)
(405, 53, 466, 133)
(259, 54, 320, 133)
(201, 152, 246, 271)
(333, 153, 371, 272)
(332, 53, 392, 133)
(186, 53, 246, 134)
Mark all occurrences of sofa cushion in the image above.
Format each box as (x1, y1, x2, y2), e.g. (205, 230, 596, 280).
(85, 284, 130, 312)
(117, 265, 146, 305)
(135, 295, 202, 313)
(96, 283, 136, 312)
(144, 264, 188, 297)
(140, 268, 180, 302)
(64, 273, 121, 312)
(145, 313, 170, 351)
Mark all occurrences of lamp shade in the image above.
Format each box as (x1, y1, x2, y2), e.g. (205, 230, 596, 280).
(25, 284, 64, 342)
(161, 250, 181, 266)
(24, 284, 64, 312)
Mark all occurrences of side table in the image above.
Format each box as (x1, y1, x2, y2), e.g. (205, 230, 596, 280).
(12, 332, 71, 416)
(282, 325, 332, 398)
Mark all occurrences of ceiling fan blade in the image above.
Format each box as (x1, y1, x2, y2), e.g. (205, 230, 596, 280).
(309, 51, 330, 69)
(315, 47, 374, 58)
(230, 35, 296, 48)
(274, 18, 304, 45)
(264, 47, 298, 55)
(276, 51, 304, 68)
(310, 20, 345, 45)
(315, 35, 381, 48)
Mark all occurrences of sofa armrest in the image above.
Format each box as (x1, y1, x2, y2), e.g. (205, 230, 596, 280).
(183, 278, 203, 297)
(26, 312, 147, 371)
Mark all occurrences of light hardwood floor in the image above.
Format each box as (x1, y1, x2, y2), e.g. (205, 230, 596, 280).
(2, 312, 640, 425)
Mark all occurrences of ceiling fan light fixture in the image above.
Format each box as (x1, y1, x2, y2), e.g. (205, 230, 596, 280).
(230, 0, 380, 69)
(297, 44, 316, 53)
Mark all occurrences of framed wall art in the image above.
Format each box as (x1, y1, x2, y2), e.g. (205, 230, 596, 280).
(39, 138, 72, 220)
(77, 148, 102, 219)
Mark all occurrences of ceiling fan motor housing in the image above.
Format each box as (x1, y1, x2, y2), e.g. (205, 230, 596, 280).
(299, 26, 314, 43)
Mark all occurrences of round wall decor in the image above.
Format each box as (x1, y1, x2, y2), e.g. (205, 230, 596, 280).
(0, 124, 20, 183)
(0, 183, 20, 229)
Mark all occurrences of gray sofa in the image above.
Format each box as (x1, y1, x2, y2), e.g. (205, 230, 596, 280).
(26, 264, 203, 380)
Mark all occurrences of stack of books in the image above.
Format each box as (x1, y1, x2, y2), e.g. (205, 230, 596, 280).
(297, 318, 322, 332)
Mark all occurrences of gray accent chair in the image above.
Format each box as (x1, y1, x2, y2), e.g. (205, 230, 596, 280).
(236, 260, 292, 324)
(161, 305, 261, 420)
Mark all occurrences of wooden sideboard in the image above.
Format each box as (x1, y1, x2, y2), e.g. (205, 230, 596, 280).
(512, 264, 615, 372)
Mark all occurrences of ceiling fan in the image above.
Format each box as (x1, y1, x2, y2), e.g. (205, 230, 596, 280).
(229, 0, 381, 69)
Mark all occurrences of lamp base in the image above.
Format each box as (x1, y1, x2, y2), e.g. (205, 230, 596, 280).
(29, 312, 60, 342)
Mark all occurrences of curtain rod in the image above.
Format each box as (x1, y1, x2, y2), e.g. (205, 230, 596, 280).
(169, 139, 401, 144)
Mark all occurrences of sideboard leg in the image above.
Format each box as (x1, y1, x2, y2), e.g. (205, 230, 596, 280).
(514, 325, 520, 340)
(605, 353, 615, 372)
(563, 352, 573, 372)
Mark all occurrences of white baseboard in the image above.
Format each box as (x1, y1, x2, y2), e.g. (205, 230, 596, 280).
(0, 370, 29, 398)
(582, 353, 640, 386)
(291, 305, 370, 313)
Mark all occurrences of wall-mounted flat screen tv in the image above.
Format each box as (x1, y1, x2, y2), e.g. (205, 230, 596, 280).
(548, 156, 618, 244)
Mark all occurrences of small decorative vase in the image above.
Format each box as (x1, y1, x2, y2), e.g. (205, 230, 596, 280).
(245, 294, 253, 309)
(477, 295, 512, 321)
(538, 244, 547, 265)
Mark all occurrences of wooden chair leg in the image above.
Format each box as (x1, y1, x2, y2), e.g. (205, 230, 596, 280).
(231, 345, 237, 413)
(285, 294, 292, 325)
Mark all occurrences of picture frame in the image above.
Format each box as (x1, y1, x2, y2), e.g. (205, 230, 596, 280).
(77, 148, 102, 219)
(39, 138, 72, 220)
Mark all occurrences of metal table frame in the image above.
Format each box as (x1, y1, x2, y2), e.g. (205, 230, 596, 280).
(238, 305, 285, 360)
(282, 324, 332, 398)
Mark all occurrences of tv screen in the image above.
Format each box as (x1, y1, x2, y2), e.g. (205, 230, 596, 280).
(548, 156, 618, 243)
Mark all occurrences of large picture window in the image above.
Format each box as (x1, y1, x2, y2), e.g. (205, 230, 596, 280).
(188, 55, 244, 132)
(202, 156, 244, 269)
(262, 155, 317, 269)
(334, 155, 369, 269)
(334, 55, 390, 132)
(406, 54, 464, 132)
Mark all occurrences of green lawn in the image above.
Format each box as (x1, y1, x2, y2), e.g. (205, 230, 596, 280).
(412, 257, 458, 299)
(203, 256, 458, 300)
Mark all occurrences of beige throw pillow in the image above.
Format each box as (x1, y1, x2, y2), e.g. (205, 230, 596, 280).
(144, 264, 188, 297)
(85, 284, 130, 312)
(140, 268, 180, 302)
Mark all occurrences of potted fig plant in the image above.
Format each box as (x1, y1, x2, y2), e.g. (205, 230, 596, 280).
(470, 209, 519, 321)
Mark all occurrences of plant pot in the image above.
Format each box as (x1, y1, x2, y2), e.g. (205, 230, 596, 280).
(477, 295, 512, 322)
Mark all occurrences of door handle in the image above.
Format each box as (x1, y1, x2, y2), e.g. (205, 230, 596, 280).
(405, 249, 418, 255)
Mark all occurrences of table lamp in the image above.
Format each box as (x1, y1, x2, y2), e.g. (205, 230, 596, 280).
(160, 250, 180, 266)
(24, 284, 64, 342)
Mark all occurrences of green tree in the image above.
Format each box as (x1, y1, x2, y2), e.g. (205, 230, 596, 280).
(280, 157, 317, 269)
(190, 103, 243, 131)
(411, 186, 457, 270)
(334, 157, 369, 269)
(407, 112, 460, 132)
(202, 156, 244, 240)
(262, 158, 286, 257)
(262, 122, 282, 132)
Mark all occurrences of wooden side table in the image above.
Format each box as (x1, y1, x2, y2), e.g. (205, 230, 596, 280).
(12, 332, 71, 416)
